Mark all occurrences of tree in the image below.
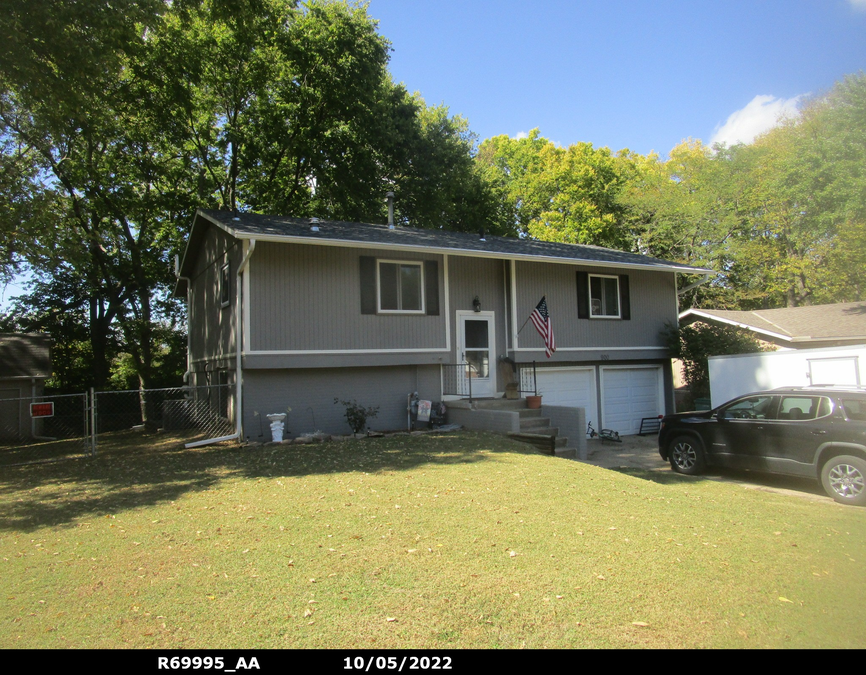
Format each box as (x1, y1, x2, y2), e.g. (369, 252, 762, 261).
(1, 0, 508, 392)
(663, 322, 767, 400)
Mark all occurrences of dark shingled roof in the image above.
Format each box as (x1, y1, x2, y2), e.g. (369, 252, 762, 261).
(680, 303, 866, 345)
(177, 209, 712, 284)
(0, 333, 52, 379)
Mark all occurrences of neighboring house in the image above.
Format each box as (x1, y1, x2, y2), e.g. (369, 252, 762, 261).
(174, 209, 710, 439)
(680, 303, 866, 350)
(0, 333, 52, 441)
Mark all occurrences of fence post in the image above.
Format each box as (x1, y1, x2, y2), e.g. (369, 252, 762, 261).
(90, 387, 97, 456)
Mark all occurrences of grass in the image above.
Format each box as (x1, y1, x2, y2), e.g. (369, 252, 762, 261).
(1, 429, 865, 649)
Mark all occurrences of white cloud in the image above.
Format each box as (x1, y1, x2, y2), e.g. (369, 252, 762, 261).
(709, 94, 804, 147)
(849, 0, 866, 11)
(512, 131, 528, 140)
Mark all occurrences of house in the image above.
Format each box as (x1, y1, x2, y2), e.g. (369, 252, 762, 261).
(0, 333, 52, 441)
(174, 209, 711, 440)
(680, 303, 866, 350)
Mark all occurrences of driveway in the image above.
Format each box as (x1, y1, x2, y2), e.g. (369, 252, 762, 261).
(578, 433, 832, 504)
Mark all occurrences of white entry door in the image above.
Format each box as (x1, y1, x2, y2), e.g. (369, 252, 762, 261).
(458, 312, 495, 398)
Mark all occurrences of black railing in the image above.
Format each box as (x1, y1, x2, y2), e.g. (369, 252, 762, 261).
(441, 362, 479, 402)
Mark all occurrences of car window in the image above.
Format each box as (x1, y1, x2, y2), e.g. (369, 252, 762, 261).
(840, 398, 866, 421)
(720, 395, 777, 420)
(777, 396, 832, 420)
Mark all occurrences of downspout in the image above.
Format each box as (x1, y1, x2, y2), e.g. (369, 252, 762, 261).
(185, 238, 256, 449)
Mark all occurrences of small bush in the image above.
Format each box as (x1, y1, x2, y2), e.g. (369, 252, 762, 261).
(334, 398, 379, 434)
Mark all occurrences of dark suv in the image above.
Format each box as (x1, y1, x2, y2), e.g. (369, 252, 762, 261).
(658, 387, 866, 506)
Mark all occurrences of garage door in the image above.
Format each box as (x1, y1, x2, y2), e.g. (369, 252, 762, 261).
(600, 366, 663, 435)
(525, 367, 599, 428)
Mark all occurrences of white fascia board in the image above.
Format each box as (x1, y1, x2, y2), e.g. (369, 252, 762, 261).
(679, 309, 793, 343)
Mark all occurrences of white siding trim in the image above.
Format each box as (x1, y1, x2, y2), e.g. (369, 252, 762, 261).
(510, 259, 519, 351)
(444, 254, 451, 353)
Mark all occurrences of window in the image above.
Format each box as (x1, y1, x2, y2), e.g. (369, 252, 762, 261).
(719, 395, 777, 420)
(219, 262, 231, 308)
(577, 271, 630, 320)
(360, 257, 439, 316)
(377, 261, 424, 313)
(589, 274, 620, 318)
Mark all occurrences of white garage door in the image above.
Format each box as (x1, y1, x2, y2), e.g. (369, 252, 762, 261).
(526, 367, 599, 429)
(600, 366, 663, 435)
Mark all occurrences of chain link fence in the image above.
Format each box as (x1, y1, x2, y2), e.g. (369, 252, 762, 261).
(0, 392, 91, 466)
(0, 384, 235, 466)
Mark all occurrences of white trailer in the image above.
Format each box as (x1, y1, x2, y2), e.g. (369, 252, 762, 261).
(708, 344, 865, 407)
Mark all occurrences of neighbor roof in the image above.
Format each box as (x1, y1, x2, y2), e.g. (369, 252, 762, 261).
(680, 303, 866, 346)
(0, 333, 52, 379)
(176, 209, 711, 292)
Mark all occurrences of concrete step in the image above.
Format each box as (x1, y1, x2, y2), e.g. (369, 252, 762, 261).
(555, 447, 577, 459)
(520, 416, 550, 430)
(517, 408, 543, 419)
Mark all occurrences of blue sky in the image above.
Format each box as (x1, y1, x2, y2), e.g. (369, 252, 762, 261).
(367, 0, 866, 155)
(2, 0, 866, 309)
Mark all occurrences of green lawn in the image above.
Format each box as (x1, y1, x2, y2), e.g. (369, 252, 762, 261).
(1, 430, 864, 649)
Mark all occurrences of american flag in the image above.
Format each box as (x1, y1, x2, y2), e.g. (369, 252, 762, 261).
(530, 296, 556, 358)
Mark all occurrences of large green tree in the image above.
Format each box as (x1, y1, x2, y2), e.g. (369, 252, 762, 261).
(476, 129, 632, 246)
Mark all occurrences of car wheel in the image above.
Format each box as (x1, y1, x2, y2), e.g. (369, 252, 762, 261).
(668, 435, 706, 475)
(821, 455, 866, 506)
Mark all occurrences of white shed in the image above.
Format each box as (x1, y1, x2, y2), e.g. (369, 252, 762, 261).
(708, 345, 866, 407)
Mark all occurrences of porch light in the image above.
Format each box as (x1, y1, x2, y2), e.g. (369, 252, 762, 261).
(473, 296, 481, 312)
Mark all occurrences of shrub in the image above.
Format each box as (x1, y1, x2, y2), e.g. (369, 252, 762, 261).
(333, 398, 379, 434)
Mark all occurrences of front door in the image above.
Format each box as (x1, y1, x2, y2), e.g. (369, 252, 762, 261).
(458, 312, 495, 398)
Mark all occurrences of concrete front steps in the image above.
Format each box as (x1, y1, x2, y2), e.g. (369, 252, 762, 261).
(447, 398, 579, 459)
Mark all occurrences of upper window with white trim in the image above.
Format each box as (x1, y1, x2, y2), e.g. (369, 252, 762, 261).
(377, 260, 424, 313)
(589, 274, 620, 318)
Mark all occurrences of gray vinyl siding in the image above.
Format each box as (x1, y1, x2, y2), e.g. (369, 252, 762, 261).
(248, 242, 446, 353)
(242, 365, 441, 439)
(447, 256, 509, 362)
(187, 224, 241, 366)
(514, 261, 676, 356)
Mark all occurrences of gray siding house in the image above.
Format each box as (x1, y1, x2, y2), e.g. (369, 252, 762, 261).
(175, 209, 709, 440)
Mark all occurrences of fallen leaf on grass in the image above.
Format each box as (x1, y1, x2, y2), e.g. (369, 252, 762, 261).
(632, 621, 649, 627)
(779, 597, 794, 604)
(386, 617, 396, 622)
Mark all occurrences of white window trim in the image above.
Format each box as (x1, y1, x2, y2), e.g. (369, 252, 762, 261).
(220, 262, 231, 308)
(376, 259, 425, 314)
(588, 273, 620, 319)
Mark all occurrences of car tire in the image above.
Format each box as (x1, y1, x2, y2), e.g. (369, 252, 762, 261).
(821, 455, 866, 506)
(668, 435, 706, 476)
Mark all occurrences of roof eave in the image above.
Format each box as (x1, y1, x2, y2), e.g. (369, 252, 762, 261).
(223, 230, 710, 274)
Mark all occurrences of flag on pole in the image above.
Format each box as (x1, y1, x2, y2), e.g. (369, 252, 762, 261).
(530, 296, 556, 358)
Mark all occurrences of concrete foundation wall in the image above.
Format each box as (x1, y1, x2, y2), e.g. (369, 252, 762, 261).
(542, 404, 587, 459)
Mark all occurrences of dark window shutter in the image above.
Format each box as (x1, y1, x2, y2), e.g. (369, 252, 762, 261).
(360, 256, 377, 314)
(576, 272, 589, 319)
(619, 274, 631, 320)
(425, 260, 439, 316)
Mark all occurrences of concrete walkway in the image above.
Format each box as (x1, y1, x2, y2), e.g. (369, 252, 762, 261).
(580, 433, 667, 470)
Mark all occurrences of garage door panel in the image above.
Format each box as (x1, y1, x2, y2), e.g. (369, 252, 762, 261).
(601, 367, 662, 436)
(527, 367, 598, 426)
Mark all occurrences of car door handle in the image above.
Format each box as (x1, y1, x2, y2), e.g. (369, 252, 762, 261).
(812, 430, 827, 435)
